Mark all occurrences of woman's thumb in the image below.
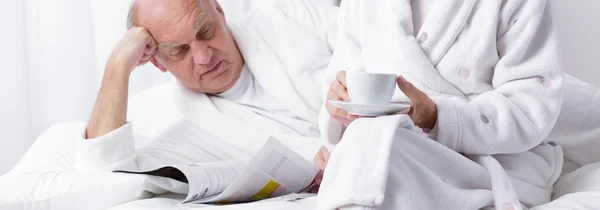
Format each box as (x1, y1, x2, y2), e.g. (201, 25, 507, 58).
(397, 76, 423, 101)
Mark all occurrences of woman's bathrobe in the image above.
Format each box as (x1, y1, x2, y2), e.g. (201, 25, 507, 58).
(318, 0, 564, 209)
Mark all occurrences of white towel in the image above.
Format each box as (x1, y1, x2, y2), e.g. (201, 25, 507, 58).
(317, 115, 562, 210)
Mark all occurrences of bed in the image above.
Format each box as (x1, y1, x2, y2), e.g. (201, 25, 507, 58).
(106, 190, 600, 210)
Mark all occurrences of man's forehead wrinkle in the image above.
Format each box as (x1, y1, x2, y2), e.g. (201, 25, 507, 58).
(151, 0, 206, 48)
(180, 0, 199, 23)
(155, 15, 203, 48)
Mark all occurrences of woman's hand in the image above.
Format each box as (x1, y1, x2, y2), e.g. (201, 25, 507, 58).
(325, 71, 359, 125)
(325, 70, 437, 129)
(397, 76, 438, 130)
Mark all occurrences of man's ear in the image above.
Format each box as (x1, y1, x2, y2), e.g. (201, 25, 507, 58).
(151, 58, 168, 73)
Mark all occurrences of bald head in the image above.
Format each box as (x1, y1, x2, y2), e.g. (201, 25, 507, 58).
(127, 0, 216, 29)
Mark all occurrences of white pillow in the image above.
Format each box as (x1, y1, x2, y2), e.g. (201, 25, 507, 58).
(0, 123, 168, 210)
(0, 172, 154, 210)
(549, 75, 600, 166)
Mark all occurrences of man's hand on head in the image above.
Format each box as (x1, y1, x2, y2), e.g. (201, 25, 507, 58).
(86, 27, 158, 139)
(106, 27, 158, 74)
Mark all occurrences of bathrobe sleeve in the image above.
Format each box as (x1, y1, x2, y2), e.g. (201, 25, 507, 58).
(273, 0, 339, 51)
(75, 119, 238, 172)
(75, 123, 175, 172)
(74, 123, 139, 172)
(318, 0, 365, 149)
(432, 0, 564, 155)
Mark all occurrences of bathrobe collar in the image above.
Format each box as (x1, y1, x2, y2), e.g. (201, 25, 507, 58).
(377, 0, 476, 97)
(227, 22, 319, 123)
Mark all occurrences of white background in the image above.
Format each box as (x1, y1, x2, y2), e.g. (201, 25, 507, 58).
(0, 0, 598, 175)
(555, 0, 600, 86)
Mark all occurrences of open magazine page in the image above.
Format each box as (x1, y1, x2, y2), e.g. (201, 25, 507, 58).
(188, 137, 320, 204)
(176, 161, 246, 203)
(115, 137, 319, 204)
(114, 160, 245, 202)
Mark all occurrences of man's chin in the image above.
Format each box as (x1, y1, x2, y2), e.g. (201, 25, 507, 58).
(193, 77, 235, 94)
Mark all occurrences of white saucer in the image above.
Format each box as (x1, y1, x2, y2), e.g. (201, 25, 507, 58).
(328, 100, 411, 117)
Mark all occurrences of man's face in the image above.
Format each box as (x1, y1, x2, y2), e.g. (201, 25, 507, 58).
(138, 0, 243, 94)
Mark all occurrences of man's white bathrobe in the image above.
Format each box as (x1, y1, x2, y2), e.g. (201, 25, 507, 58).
(71, 0, 338, 172)
(318, 0, 564, 209)
(2, 0, 337, 209)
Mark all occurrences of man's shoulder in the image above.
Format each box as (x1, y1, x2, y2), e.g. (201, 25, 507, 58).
(230, 0, 338, 51)
(270, 0, 338, 19)
(257, 0, 338, 39)
(269, 0, 324, 11)
(246, 0, 337, 24)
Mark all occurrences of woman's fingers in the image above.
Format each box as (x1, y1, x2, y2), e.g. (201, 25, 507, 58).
(336, 71, 348, 87)
(326, 101, 349, 119)
(329, 80, 351, 102)
(327, 70, 362, 124)
(397, 108, 411, 115)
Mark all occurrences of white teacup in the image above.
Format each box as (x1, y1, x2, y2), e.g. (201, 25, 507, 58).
(346, 71, 398, 105)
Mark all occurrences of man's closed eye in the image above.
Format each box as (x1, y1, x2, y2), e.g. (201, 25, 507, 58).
(169, 45, 189, 58)
(196, 26, 214, 40)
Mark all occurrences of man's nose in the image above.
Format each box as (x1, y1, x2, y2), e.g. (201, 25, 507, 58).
(190, 40, 213, 65)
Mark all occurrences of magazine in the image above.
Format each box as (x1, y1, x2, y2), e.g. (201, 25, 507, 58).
(115, 137, 320, 204)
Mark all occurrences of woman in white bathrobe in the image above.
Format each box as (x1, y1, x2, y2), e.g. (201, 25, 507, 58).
(316, 0, 564, 209)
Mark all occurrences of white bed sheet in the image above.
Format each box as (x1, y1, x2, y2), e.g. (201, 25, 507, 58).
(109, 190, 600, 210)
(531, 192, 600, 210)
(533, 160, 600, 210)
(108, 193, 317, 210)
(108, 160, 600, 210)
(110, 191, 600, 210)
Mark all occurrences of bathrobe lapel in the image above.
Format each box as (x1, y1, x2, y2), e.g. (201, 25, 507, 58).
(417, 0, 477, 66)
(172, 83, 269, 158)
(228, 23, 322, 123)
(371, 0, 475, 97)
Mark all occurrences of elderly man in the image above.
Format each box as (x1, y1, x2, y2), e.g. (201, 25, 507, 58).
(0, 0, 335, 208)
(78, 0, 337, 172)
